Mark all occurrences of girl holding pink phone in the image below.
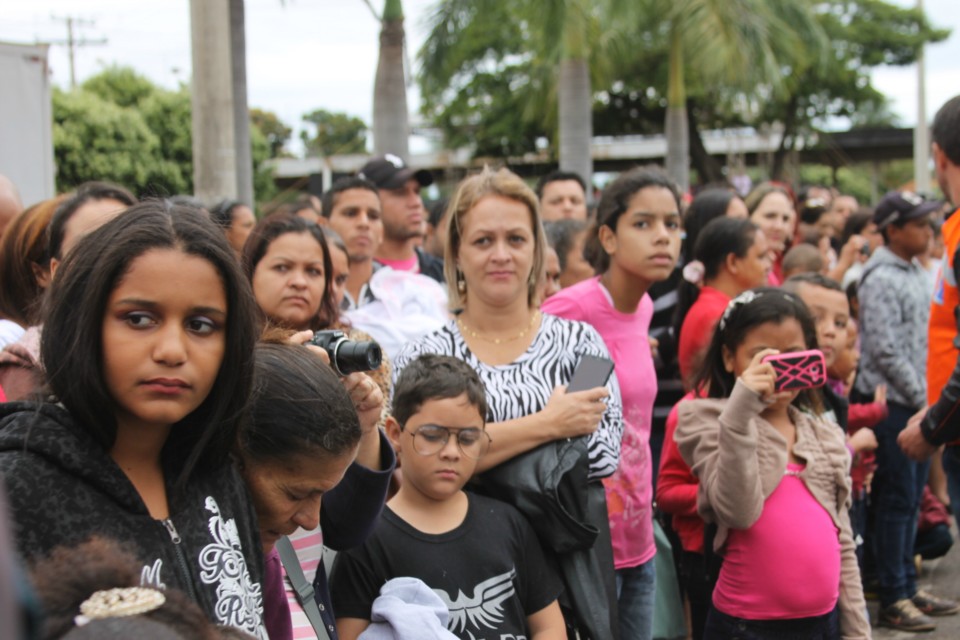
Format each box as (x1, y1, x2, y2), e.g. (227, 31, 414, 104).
(674, 288, 869, 639)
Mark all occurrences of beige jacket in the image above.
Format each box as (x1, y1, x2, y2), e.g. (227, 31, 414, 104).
(675, 380, 870, 640)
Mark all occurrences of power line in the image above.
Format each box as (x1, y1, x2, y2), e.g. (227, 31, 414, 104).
(49, 15, 107, 89)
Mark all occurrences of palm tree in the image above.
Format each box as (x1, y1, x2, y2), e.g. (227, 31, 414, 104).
(365, 0, 411, 160)
(420, 0, 628, 187)
(651, 0, 826, 192)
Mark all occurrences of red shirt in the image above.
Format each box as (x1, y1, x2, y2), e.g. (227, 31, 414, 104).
(657, 396, 704, 553)
(678, 286, 731, 385)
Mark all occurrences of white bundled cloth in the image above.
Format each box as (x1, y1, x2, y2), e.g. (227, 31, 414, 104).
(344, 268, 450, 362)
(358, 577, 458, 640)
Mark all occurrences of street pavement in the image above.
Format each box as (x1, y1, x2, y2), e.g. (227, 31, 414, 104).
(871, 529, 960, 639)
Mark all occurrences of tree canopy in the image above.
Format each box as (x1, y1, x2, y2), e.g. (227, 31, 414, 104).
(416, 0, 949, 186)
(53, 66, 287, 205)
(300, 109, 369, 157)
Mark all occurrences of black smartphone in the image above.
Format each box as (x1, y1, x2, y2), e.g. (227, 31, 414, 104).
(566, 355, 615, 392)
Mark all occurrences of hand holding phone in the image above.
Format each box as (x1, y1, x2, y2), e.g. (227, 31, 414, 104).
(542, 355, 614, 439)
(566, 355, 615, 392)
(761, 349, 827, 392)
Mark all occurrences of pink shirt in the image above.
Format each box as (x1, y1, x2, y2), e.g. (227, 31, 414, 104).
(713, 463, 841, 619)
(283, 528, 325, 639)
(376, 254, 419, 273)
(542, 276, 656, 569)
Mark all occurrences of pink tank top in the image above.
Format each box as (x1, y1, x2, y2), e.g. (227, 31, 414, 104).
(712, 463, 841, 619)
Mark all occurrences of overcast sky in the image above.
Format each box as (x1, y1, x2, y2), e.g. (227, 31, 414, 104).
(1, 0, 957, 155)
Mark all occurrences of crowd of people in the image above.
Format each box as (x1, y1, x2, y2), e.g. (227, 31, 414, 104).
(1, 96, 960, 640)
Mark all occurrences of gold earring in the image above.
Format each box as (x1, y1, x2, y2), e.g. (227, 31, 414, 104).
(457, 270, 467, 294)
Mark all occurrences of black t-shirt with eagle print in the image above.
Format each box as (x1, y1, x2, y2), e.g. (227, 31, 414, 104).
(331, 492, 562, 639)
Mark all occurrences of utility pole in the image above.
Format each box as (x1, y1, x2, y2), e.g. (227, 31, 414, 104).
(914, 0, 930, 193)
(50, 16, 106, 89)
(189, 0, 238, 202)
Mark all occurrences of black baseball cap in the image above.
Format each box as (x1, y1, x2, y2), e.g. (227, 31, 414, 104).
(873, 191, 941, 229)
(358, 154, 434, 190)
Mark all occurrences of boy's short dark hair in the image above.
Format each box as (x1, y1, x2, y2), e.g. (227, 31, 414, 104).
(392, 354, 488, 427)
(782, 272, 844, 294)
(535, 170, 587, 200)
(320, 177, 379, 218)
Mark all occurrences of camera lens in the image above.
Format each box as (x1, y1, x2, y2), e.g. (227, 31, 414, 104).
(333, 340, 382, 375)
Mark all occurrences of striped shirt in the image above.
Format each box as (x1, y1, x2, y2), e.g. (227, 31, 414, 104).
(392, 313, 623, 480)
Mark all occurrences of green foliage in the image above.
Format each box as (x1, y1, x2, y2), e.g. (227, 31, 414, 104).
(81, 65, 158, 108)
(250, 108, 293, 158)
(139, 88, 194, 196)
(54, 65, 291, 206)
(417, 0, 949, 182)
(300, 109, 368, 157)
(251, 124, 278, 204)
(52, 89, 163, 193)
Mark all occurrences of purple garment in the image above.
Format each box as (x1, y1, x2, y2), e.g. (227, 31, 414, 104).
(263, 549, 293, 640)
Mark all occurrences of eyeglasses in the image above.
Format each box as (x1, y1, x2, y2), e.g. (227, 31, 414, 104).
(406, 424, 491, 460)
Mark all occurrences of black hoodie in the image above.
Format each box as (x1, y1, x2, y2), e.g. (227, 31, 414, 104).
(0, 402, 267, 638)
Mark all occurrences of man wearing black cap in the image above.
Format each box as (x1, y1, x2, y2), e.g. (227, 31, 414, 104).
(358, 154, 444, 283)
(854, 190, 956, 630)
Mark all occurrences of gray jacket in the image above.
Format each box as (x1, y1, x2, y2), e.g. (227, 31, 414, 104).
(855, 245, 929, 409)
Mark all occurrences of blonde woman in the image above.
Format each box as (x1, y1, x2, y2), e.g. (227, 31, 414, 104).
(393, 168, 623, 638)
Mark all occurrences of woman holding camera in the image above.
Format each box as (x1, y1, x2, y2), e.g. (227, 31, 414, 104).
(241, 213, 394, 639)
(392, 168, 623, 639)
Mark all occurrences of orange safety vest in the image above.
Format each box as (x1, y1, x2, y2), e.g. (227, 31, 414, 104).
(928, 208, 960, 404)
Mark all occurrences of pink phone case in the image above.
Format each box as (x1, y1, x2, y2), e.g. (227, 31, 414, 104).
(761, 349, 826, 391)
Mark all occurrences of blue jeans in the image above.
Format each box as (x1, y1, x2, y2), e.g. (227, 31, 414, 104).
(703, 605, 840, 640)
(872, 402, 931, 608)
(616, 559, 656, 640)
(942, 446, 960, 528)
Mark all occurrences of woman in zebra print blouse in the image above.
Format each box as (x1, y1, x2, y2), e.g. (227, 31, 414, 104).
(393, 167, 624, 638)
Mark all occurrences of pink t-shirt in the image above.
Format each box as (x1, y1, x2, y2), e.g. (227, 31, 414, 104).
(377, 254, 419, 273)
(282, 528, 325, 639)
(542, 276, 656, 569)
(713, 463, 841, 619)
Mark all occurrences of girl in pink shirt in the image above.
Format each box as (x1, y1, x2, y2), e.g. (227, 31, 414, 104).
(543, 167, 682, 640)
(675, 289, 869, 639)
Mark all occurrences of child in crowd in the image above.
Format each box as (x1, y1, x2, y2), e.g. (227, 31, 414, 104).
(675, 288, 869, 639)
(675, 217, 770, 386)
(0, 201, 267, 637)
(30, 536, 249, 640)
(543, 167, 682, 640)
(331, 354, 565, 640)
(853, 191, 957, 630)
(783, 274, 883, 572)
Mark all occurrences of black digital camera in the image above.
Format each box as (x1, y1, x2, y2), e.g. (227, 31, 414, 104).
(309, 330, 382, 376)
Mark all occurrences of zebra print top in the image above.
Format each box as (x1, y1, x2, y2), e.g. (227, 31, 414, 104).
(392, 313, 623, 480)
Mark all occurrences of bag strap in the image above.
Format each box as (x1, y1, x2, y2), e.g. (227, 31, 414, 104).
(276, 536, 332, 640)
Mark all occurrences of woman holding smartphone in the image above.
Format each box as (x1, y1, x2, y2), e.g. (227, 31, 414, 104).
(392, 167, 623, 639)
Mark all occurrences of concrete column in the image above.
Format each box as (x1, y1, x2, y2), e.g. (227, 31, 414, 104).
(229, 0, 254, 206)
(190, 0, 238, 202)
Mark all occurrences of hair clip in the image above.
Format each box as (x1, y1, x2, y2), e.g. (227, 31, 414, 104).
(682, 260, 705, 285)
(718, 290, 760, 331)
(74, 587, 166, 626)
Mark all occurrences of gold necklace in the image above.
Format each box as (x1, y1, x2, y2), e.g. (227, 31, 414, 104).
(457, 310, 540, 345)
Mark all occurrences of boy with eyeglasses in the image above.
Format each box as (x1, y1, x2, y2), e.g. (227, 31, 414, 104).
(331, 354, 565, 639)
